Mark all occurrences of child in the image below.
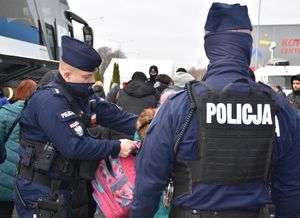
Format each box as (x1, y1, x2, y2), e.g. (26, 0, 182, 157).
(134, 88, 176, 217)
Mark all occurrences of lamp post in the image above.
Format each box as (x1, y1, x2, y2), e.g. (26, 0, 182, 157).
(86, 16, 104, 22)
(255, 0, 262, 68)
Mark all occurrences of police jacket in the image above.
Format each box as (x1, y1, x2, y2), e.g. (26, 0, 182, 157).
(18, 75, 137, 177)
(131, 32, 300, 218)
(0, 100, 24, 201)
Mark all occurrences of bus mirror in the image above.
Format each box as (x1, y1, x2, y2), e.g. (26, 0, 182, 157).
(64, 11, 94, 46)
(64, 11, 87, 26)
(83, 26, 93, 47)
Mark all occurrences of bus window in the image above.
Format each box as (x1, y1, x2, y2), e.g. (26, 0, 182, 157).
(45, 23, 57, 60)
(0, 0, 39, 44)
(269, 76, 292, 90)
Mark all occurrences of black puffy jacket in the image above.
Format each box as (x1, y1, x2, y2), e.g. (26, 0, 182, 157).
(110, 80, 156, 140)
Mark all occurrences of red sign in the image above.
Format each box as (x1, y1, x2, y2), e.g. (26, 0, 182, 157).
(281, 39, 300, 54)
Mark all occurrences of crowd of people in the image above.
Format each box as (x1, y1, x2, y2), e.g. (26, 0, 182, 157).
(0, 2, 300, 218)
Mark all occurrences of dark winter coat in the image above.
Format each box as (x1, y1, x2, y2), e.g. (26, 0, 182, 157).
(287, 75, 300, 111)
(118, 80, 156, 115)
(110, 80, 156, 140)
(287, 92, 300, 111)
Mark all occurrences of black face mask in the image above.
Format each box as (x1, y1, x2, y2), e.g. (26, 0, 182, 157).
(150, 73, 158, 80)
(58, 74, 94, 98)
(66, 82, 94, 97)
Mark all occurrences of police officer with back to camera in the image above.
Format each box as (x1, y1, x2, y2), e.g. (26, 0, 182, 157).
(13, 36, 137, 218)
(131, 3, 300, 218)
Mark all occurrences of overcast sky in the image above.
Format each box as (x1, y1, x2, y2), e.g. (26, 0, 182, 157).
(68, 0, 299, 69)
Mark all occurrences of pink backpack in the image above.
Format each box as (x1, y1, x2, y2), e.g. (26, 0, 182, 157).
(92, 155, 136, 218)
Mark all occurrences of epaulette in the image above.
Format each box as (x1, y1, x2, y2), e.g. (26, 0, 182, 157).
(49, 87, 63, 96)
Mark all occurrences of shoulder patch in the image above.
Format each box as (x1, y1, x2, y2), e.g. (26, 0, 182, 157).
(60, 111, 75, 119)
(69, 121, 84, 137)
(56, 110, 78, 122)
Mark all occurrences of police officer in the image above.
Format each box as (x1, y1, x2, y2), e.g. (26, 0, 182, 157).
(13, 36, 137, 217)
(131, 3, 300, 218)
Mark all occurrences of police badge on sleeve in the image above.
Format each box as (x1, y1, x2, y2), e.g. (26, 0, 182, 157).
(69, 121, 84, 137)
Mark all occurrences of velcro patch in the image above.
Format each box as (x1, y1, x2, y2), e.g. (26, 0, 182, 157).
(57, 110, 78, 122)
(69, 121, 84, 137)
(61, 111, 75, 119)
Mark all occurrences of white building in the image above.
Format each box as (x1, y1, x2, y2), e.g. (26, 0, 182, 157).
(103, 58, 174, 93)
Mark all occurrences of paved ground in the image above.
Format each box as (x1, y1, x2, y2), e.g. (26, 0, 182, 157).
(13, 207, 105, 217)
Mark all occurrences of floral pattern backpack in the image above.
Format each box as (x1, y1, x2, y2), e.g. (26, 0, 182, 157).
(92, 155, 136, 218)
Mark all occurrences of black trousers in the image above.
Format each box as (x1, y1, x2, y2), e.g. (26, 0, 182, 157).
(71, 180, 96, 218)
(171, 206, 259, 218)
(0, 201, 14, 218)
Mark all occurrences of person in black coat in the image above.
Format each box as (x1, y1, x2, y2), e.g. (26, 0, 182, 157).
(147, 65, 159, 87)
(287, 74, 300, 111)
(110, 71, 156, 140)
(118, 71, 156, 115)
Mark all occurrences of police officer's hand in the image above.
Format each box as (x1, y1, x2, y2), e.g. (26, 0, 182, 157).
(119, 139, 136, 157)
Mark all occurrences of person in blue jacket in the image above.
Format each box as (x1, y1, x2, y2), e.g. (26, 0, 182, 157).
(131, 3, 300, 218)
(13, 36, 138, 218)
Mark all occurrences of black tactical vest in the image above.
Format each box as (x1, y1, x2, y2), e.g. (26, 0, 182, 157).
(173, 79, 277, 199)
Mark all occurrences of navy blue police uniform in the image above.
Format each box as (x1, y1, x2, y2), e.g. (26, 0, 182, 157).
(13, 36, 137, 218)
(131, 3, 300, 218)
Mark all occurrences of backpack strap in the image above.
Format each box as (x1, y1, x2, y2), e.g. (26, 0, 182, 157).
(2, 101, 28, 144)
(3, 114, 21, 143)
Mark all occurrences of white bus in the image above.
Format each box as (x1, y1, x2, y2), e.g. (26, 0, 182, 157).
(0, 0, 93, 86)
(255, 65, 300, 95)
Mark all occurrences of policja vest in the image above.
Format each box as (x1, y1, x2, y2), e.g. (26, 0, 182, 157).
(19, 81, 102, 186)
(173, 79, 277, 199)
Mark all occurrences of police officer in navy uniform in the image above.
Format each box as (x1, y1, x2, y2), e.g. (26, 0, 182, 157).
(131, 3, 300, 218)
(13, 36, 137, 217)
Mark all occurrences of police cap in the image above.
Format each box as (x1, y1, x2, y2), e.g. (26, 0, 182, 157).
(61, 36, 102, 72)
(205, 2, 252, 32)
